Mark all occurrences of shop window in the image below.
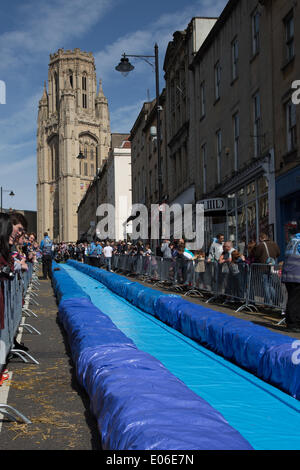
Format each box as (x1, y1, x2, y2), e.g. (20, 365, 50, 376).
(259, 195, 269, 234)
(237, 187, 245, 207)
(258, 176, 269, 195)
(246, 182, 256, 202)
(247, 201, 257, 242)
(227, 193, 236, 211)
(228, 211, 237, 244)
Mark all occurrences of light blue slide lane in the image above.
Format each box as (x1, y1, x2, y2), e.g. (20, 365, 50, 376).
(62, 264, 300, 450)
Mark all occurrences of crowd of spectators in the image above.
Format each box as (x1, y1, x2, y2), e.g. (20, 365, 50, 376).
(0, 212, 40, 369)
(79, 234, 282, 304)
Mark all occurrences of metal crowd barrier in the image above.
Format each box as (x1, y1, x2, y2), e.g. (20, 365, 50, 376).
(86, 254, 287, 315)
(0, 262, 40, 424)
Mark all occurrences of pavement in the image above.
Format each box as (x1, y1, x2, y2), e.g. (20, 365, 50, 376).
(0, 263, 298, 451)
(0, 269, 101, 450)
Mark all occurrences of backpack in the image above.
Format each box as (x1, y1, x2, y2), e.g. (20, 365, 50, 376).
(42, 238, 53, 256)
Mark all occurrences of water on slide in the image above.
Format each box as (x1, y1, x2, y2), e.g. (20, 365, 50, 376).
(62, 264, 300, 450)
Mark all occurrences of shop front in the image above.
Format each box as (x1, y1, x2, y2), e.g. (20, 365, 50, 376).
(201, 152, 276, 254)
(227, 175, 270, 249)
(276, 165, 300, 258)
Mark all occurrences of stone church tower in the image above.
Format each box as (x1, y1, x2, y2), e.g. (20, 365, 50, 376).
(37, 48, 110, 242)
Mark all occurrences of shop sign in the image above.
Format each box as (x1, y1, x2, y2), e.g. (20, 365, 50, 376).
(198, 198, 226, 212)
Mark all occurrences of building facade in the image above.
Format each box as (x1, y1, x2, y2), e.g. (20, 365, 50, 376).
(163, 18, 217, 218)
(271, 1, 300, 255)
(37, 48, 110, 242)
(190, 0, 276, 250)
(130, 91, 168, 245)
(77, 134, 132, 241)
(128, 1, 300, 253)
(107, 135, 132, 241)
(190, 0, 300, 253)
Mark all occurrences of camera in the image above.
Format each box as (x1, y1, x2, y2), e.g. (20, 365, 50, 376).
(0, 265, 15, 281)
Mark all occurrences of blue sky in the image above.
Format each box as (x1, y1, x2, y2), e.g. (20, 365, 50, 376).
(0, 0, 227, 211)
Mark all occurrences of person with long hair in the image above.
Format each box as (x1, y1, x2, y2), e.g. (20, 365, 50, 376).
(0, 213, 14, 330)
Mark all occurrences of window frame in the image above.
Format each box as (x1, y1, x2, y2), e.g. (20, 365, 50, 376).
(253, 92, 261, 158)
(202, 143, 207, 194)
(214, 61, 221, 101)
(286, 99, 297, 152)
(233, 112, 240, 171)
(252, 9, 260, 56)
(231, 37, 239, 81)
(284, 11, 295, 62)
(216, 129, 222, 184)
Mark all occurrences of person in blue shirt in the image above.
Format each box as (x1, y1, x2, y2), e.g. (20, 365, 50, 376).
(40, 232, 53, 280)
(88, 241, 96, 256)
(95, 241, 102, 256)
(281, 233, 300, 332)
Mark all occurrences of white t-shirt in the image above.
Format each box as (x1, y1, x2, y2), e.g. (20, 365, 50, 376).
(103, 246, 113, 258)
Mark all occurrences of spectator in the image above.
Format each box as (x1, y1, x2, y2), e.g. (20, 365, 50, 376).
(246, 240, 256, 264)
(9, 212, 28, 243)
(207, 234, 224, 263)
(103, 240, 113, 271)
(0, 214, 15, 331)
(218, 241, 236, 294)
(252, 233, 280, 306)
(2, 213, 28, 353)
(252, 233, 280, 264)
(281, 233, 300, 332)
(161, 240, 172, 259)
(228, 250, 246, 300)
(194, 250, 206, 289)
(40, 232, 53, 280)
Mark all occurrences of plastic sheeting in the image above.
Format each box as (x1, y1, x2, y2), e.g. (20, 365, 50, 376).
(78, 344, 253, 450)
(52, 261, 91, 304)
(52, 264, 253, 450)
(67, 260, 300, 401)
(63, 263, 300, 450)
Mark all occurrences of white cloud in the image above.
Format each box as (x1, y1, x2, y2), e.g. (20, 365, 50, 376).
(110, 100, 145, 134)
(94, 0, 227, 83)
(0, 155, 35, 177)
(0, 92, 40, 144)
(0, 0, 114, 71)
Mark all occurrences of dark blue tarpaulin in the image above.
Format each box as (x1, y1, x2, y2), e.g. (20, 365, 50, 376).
(67, 260, 300, 401)
(52, 263, 253, 450)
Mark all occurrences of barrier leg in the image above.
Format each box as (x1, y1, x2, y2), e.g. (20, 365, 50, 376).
(0, 404, 31, 424)
(20, 324, 41, 335)
(10, 349, 39, 365)
(22, 308, 38, 318)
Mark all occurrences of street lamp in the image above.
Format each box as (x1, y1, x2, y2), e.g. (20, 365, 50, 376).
(0, 187, 15, 212)
(115, 44, 163, 244)
(77, 150, 85, 160)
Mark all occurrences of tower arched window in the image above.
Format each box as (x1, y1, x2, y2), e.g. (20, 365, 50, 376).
(68, 69, 73, 88)
(54, 72, 59, 112)
(82, 73, 87, 108)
